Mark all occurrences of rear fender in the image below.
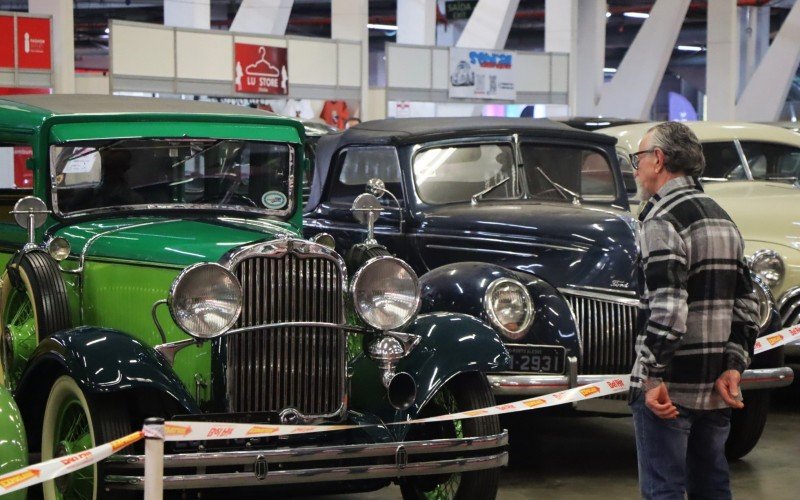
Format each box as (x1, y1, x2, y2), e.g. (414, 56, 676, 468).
(419, 262, 581, 357)
(0, 385, 27, 499)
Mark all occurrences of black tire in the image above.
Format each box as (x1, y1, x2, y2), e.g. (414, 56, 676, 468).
(399, 373, 501, 500)
(0, 251, 71, 387)
(725, 389, 770, 460)
(41, 375, 136, 500)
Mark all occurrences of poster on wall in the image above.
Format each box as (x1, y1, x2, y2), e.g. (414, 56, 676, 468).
(16, 17, 51, 70)
(448, 47, 516, 100)
(234, 43, 288, 95)
(0, 16, 14, 68)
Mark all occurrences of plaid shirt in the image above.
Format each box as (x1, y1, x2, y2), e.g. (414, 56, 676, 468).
(629, 176, 759, 410)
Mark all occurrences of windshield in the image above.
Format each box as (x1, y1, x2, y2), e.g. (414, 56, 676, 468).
(701, 141, 800, 183)
(521, 144, 617, 203)
(51, 138, 294, 216)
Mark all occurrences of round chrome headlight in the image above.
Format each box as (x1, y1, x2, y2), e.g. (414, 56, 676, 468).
(750, 249, 784, 290)
(169, 263, 242, 339)
(484, 278, 534, 340)
(351, 256, 420, 330)
(752, 277, 773, 331)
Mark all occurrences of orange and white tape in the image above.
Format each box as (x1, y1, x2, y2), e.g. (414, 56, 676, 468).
(754, 324, 800, 354)
(162, 421, 359, 441)
(0, 431, 143, 496)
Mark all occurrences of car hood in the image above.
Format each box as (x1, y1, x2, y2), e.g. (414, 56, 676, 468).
(415, 201, 640, 292)
(703, 182, 800, 252)
(50, 216, 300, 268)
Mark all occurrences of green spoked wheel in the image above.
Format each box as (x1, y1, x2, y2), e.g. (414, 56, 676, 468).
(42, 376, 133, 500)
(400, 374, 501, 500)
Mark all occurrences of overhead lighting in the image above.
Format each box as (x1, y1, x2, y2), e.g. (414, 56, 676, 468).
(603, 67, 617, 73)
(367, 23, 398, 31)
(104, 27, 110, 34)
(606, 12, 611, 18)
(677, 45, 704, 52)
(623, 12, 650, 19)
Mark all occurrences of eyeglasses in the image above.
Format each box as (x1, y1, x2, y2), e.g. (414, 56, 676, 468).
(629, 148, 656, 170)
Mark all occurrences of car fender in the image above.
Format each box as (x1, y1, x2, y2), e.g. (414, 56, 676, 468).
(16, 327, 199, 415)
(0, 385, 27, 500)
(419, 262, 581, 357)
(349, 312, 510, 429)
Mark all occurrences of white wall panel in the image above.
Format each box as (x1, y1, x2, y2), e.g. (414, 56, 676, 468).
(387, 45, 431, 89)
(288, 39, 337, 86)
(233, 35, 287, 48)
(75, 74, 110, 94)
(516, 53, 550, 92)
(176, 31, 232, 81)
(431, 48, 449, 90)
(338, 43, 361, 87)
(550, 54, 569, 93)
(111, 23, 174, 78)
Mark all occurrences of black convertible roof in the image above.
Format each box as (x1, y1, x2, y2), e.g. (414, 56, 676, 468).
(329, 117, 617, 146)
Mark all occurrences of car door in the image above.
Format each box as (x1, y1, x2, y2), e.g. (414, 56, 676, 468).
(304, 145, 412, 262)
(0, 142, 34, 268)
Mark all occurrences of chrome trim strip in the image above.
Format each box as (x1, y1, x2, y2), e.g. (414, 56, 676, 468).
(414, 233, 587, 253)
(106, 452, 508, 490)
(487, 367, 795, 396)
(558, 286, 640, 304)
(108, 432, 508, 468)
(778, 286, 800, 326)
(425, 244, 536, 258)
(733, 139, 755, 181)
(778, 286, 800, 309)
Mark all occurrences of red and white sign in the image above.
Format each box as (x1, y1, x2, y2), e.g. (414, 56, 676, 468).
(14, 146, 33, 188)
(0, 15, 14, 68)
(17, 17, 51, 70)
(234, 43, 288, 95)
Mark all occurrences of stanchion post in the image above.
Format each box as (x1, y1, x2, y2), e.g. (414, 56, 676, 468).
(143, 417, 165, 500)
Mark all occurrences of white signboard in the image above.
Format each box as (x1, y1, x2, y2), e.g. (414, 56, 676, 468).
(448, 47, 516, 100)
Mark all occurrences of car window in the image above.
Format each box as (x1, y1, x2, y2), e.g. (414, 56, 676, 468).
(700, 141, 747, 180)
(0, 143, 34, 224)
(329, 146, 402, 205)
(521, 144, 616, 202)
(617, 149, 638, 199)
(413, 143, 517, 204)
(52, 139, 293, 215)
(739, 141, 800, 183)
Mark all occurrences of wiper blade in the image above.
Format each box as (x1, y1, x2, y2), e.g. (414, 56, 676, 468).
(63, 138, 131, 163)
(170, 139, 230, 170)
(535, 166, 580, 205)
(471, 176, 510, 204)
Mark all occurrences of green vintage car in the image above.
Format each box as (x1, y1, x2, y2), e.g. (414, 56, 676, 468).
(0, 95, 510, 499)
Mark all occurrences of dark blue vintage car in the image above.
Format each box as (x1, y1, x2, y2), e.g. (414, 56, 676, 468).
(304, 117, 794, 459)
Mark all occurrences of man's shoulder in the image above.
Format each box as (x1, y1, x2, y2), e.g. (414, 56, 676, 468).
(651, 188, 732, 231)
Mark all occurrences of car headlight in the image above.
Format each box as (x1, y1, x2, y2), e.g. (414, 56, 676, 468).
(752, 277, 773, 331)
(351, 256, 420, 330)
(169, 263, 242, 339)
(750, 249, 784, 290)
(484, 278, 534, 340)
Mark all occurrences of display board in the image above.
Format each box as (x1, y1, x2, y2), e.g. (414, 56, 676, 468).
(385, 42, 568, 105)
(0, 11, 53, 89)
(111, 20, 360, 100)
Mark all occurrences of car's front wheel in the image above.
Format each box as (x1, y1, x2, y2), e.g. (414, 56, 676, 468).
(399, 373, 501, 500)
(41, 375, 133, 500)
(725, 389, 770, 460)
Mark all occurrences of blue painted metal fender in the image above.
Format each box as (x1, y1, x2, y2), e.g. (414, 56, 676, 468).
(0, 385, 27, 500)
(349, 312, 510, 429)
(16, 327, 199, 415)
(419, 262, 581, 357)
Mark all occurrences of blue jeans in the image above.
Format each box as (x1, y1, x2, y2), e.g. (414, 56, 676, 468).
(630, 391, 732, 500)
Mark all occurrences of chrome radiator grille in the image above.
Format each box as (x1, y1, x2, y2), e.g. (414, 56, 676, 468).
(226, 251, 345, 415)
(564, 293, 638, 374)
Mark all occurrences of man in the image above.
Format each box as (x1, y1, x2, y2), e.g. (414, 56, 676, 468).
(629, 122, 759, 499)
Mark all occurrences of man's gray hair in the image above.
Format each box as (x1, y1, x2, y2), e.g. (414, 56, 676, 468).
(647, 122, 705, 177)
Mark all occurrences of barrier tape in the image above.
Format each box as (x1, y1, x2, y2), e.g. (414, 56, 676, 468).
(0, 326, 795, 495)
(754, 324, 800, 354)
(0, 431, 143, 496)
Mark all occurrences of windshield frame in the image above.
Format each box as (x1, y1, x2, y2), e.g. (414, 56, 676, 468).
(49, 137, 297, 220)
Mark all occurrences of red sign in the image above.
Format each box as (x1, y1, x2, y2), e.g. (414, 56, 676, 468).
(234, 43, 288, 95)
(14, 146, 33, 189)
(0, 16, 14, 68)
(17, 17, 51, 70)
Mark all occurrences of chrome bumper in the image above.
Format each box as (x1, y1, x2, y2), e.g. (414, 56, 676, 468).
(488, 367, 795, 397)
(105, 431, 508, 490)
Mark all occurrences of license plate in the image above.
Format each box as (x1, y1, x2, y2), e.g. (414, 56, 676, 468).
(509, 345, 565, 374)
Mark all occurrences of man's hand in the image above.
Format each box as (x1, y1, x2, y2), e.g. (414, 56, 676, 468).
(715, 369, 745, 409)
(645, 382, 679, 419)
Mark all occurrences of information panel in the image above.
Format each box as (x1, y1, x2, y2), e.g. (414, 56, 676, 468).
(448, 47, 515, 100)
(234, 43, 288, 95)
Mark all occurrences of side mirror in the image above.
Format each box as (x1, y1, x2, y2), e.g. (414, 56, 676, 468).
(11, 196, 49, 250)
(367, 178, 386, 198)
(351, 193, 382, 244)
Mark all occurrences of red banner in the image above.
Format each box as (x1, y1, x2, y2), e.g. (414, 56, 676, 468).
(14, 146, 33, 189)
(234, 43, 288, 95)
(0, 16, 14, 68)
(17, 17, 51, 70)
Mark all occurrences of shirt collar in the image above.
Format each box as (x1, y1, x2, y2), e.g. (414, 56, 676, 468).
(638, 176, 702, 221)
